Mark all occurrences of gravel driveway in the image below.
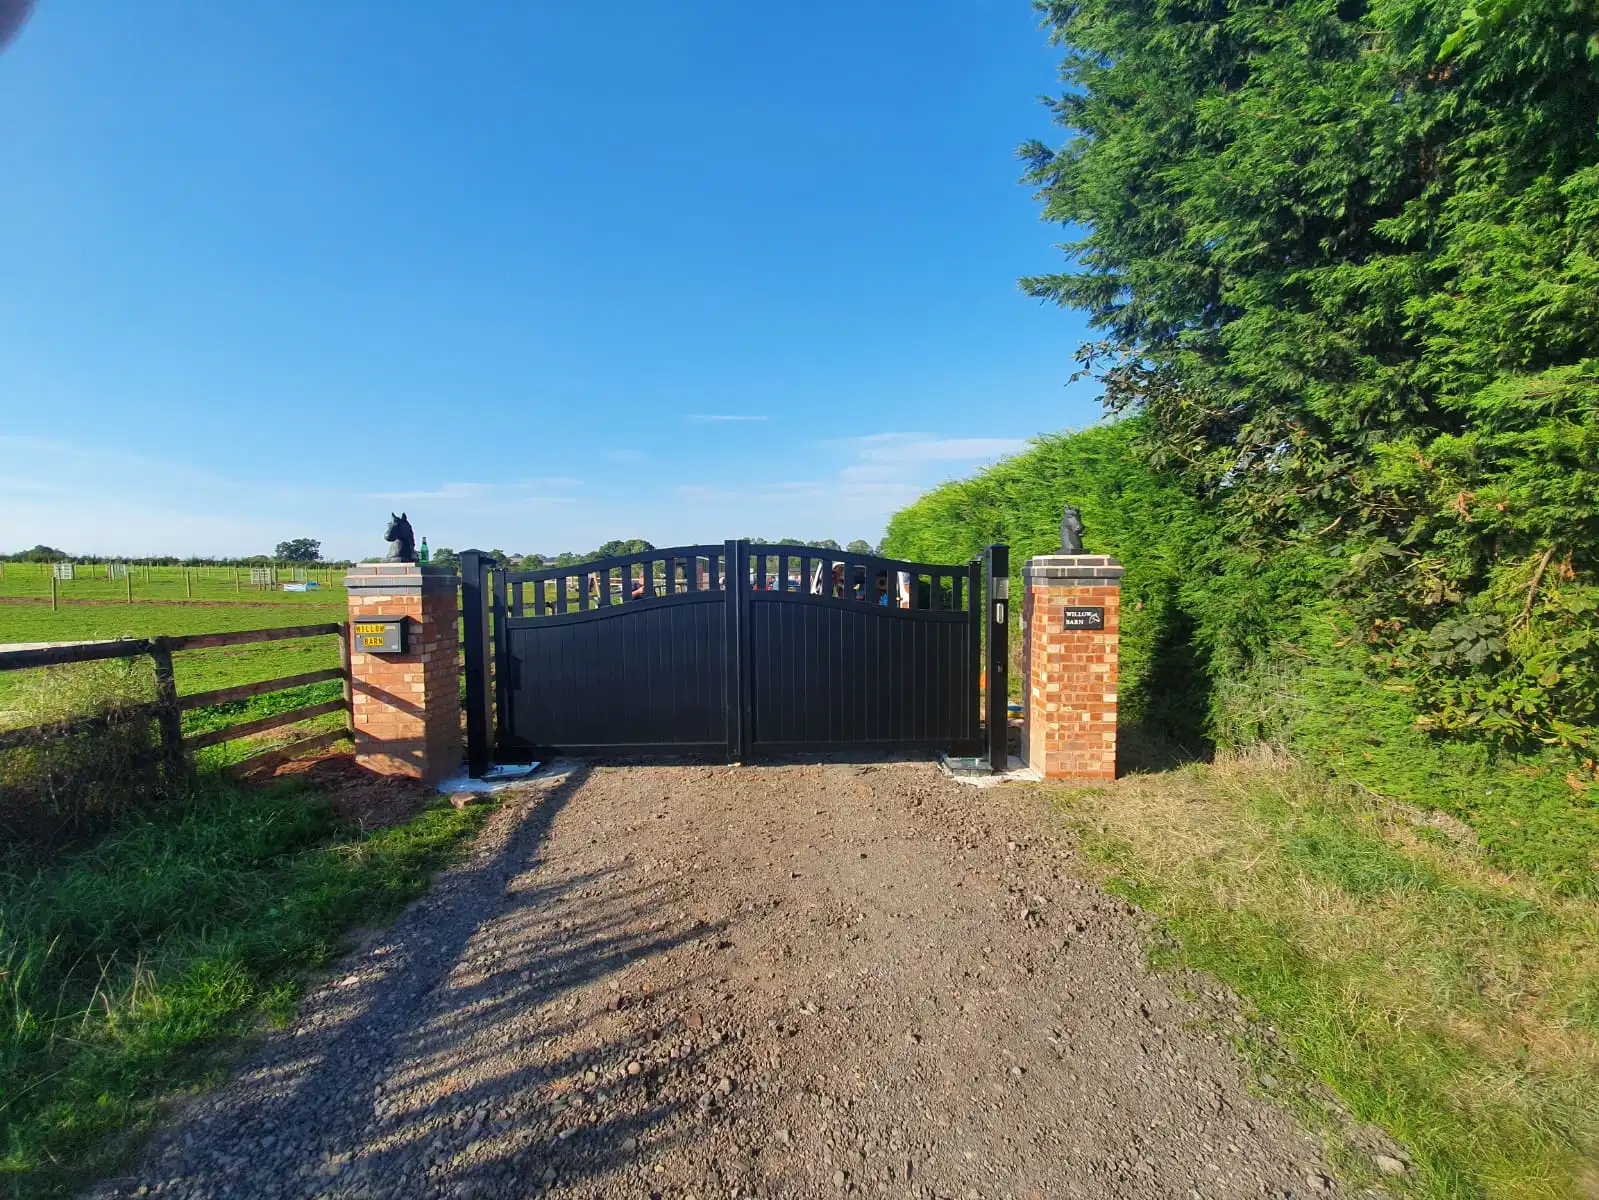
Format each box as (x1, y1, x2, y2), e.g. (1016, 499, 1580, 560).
(89, 760, 1353, 1200)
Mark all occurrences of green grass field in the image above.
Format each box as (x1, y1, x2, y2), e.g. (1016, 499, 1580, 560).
(0, 569, 490, 1195)
(0, 570, 359, 771)
(0, 577, 347, 712)
(0, 563, 345, 607)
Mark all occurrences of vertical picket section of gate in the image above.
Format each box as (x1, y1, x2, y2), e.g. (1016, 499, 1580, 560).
(742, 550, 984, 756)
(491, 567, 512, 754)
(490, 545, 732, 758)
(466, 540, 1000, 766)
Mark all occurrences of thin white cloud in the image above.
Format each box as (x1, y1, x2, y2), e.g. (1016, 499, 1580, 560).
(838, 464, 901, 484)
(363, 482, 494, 503)
(676, 479, 922, 508)
(676, 484, 742, 503)
(1, 496, 306, 560)
(0, 434, 249, 492)
(0, 476, 69, 497)
(832, 433, 1030, 464)
(685, 414, 769, 423)
(362, 480, 579, 505)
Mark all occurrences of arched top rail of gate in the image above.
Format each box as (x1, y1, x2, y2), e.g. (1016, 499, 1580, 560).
(499, 544, 725, 619)
(502, 544, 726, 587)
(492, 542, 975, 620)
(741, 546, 975, 613)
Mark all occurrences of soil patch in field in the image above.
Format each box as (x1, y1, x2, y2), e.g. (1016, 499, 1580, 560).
(270, 751, 434, 831)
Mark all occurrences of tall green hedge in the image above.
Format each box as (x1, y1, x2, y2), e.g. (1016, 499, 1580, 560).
(1018, 0, 1599, 769)
(882, 419, 1229, 751)
(883, 421, 1598, 893)
(880, 417, 1329, 750)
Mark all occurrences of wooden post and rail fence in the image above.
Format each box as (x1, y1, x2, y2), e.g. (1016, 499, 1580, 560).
(0, 623, 353, 781)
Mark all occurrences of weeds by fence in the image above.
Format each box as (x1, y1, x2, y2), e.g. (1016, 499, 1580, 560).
(0, 624, 352, 850)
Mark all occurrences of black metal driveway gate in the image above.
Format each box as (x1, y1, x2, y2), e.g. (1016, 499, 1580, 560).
(460, 541, 1005, 769)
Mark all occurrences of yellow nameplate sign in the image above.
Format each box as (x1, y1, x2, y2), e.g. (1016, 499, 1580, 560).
(351, 617, 406, 654)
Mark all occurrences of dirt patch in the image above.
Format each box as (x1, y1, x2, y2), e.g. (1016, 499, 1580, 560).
(269, 751, 434, 830)
(89, 759, 1386, 1199)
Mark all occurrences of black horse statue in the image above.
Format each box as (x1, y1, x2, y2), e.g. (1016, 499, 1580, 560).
(1060, 503, 1085, 554)
(384, 512, 417, 563)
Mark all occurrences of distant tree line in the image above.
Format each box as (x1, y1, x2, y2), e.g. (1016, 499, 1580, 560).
(0, 542, 353, 567)
(6, 534, 882, 572)
(429, 537, 880, 572)
(746, 538, 879, 555)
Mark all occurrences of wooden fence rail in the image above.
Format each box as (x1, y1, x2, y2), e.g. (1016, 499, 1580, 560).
(0, 623, 352, 780)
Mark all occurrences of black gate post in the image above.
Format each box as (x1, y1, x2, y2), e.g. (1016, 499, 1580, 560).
(984, 544, 1010, 773)
(460, 549, 493, 777)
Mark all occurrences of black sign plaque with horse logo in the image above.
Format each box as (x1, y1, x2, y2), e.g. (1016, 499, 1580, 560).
(1060, 606, 1105, 630)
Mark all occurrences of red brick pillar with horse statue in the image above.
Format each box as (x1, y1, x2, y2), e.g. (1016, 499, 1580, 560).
(343, 549, 462, 786)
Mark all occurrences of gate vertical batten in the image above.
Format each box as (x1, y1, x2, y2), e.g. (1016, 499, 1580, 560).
(984, 544, 1010, 772)
(736, 540, 754, 761)
(967, 558, 982, 750)
(460, 550, 492, 778)
(491, 567, 512, 753)
(724, 539, 744, 762)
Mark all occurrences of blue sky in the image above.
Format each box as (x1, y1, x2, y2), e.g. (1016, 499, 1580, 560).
(0, 1, 1100, 560)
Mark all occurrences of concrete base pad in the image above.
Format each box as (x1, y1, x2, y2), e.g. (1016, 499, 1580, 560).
(938, 753, 1041, 788)
(434, 762, 541, 794)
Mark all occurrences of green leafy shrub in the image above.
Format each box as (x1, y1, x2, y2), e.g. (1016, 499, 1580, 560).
(882, 418, 1226, 754)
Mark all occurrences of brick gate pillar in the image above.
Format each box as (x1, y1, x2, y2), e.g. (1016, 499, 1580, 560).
(1021, 554, 1123, 780)
(343, 562, 462, 785)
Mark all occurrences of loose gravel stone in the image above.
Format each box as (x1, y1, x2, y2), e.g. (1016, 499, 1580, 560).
(83, 759, 1384, 1200)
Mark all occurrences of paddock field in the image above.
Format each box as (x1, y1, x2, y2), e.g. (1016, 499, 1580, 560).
(0, 568, 353, 727)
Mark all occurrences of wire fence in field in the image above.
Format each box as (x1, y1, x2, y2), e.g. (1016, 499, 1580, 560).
(0, 563, 351, 607)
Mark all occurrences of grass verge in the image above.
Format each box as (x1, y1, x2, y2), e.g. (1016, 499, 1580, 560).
(0, 776, 489, 1199)
(1042, 748, 1599, 1200)
(1212, 622, 1599, 897)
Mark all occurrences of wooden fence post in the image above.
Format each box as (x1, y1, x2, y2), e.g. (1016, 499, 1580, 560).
(126, 570, 133, 604)
(50, 572, 57, 612)
(338, 620, 353, 735)
(148, 638, 187, 787)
